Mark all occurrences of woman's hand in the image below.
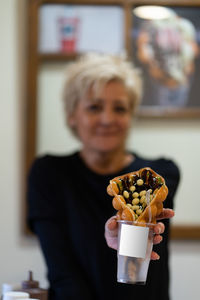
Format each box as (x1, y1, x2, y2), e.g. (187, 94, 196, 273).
(104, 208, 175, 260)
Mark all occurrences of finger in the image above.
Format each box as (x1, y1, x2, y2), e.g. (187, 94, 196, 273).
(106, 236, 118, 250)
(151, 251, 160, 260)
(104, 216, 118, 250)
(153, 234, 163, 245)
(105, 216, 118, 231)
(105, 216, 118, 238)
(107, 217, 117, 230)
(157, 208, 175, 220)
(154, 222, 165, 235)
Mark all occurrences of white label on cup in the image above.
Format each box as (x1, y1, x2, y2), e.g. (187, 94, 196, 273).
(119, 224, 149, 258)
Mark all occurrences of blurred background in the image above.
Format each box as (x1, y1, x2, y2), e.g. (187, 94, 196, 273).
(0, 0, 200, 299)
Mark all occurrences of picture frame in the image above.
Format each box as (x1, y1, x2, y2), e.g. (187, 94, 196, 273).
(131, 4, 200, 118)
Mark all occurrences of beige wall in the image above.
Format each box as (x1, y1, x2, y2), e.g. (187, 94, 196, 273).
(0, 0, 200, 298)
(0, 0, 48, 291)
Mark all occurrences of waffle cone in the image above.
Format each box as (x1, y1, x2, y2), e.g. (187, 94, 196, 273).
(107, 167, 168, 224)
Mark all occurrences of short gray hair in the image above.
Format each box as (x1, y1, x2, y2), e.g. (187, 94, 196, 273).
(62, 53, 143, 125)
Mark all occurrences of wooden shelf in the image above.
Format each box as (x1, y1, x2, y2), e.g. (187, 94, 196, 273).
(41, 0, 124, 4)
(38, 52, 79, 62)
(171, 225, 200, 240)
(138, 107, 200, 119)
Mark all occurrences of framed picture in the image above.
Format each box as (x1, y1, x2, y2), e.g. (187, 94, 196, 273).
(39, 4, 124, 55)
(131, 5, 200, 118)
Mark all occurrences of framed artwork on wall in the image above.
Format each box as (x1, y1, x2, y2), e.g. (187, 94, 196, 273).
(39, 4, 125, 55)
(131, 5, 200, 118)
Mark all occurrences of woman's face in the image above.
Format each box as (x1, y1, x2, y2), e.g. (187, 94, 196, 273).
(68, 81, 133, 154)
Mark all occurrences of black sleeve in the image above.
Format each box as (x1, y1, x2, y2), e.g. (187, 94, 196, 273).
(33, 220, 93, 300)
(162, 159, 181, 210)
(26, 157, 93, 300)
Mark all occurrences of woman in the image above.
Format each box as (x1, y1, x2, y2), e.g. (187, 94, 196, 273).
(27, 53, 180, 300)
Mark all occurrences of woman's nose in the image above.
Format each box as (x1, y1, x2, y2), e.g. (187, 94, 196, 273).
(100, 108, 115, 124)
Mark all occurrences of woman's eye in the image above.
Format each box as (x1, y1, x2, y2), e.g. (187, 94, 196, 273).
(114, 106, 129, 113)
(86, 104, 102, 112)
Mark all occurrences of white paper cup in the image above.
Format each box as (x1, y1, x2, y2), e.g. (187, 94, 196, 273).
(2, 283, 21, 295)
(3, 292, 29, 300)
(117, 220, 155, 285)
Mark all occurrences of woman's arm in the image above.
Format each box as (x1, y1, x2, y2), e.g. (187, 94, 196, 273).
(27, 157, 93, 300)
(33, 219, 93, 300)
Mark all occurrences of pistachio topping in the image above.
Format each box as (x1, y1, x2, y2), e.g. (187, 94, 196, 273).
(132, 205, 140, 211)
(132, 192, 139, 198)
(136, 209, 142, 215)
(137, 179, 144, 186)
(123, 190, 129, 199)
(130, 185, 136, 192)
(132, 198, 139, 205)
(140, 195, 146, 204)
(140, 190, 146, 197)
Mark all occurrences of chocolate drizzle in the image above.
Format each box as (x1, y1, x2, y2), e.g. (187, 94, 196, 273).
(117, 169, 163, 203)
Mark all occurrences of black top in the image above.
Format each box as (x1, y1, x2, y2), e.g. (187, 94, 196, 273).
(27, 152, 180, 300)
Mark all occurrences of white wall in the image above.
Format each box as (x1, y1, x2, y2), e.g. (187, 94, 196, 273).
(0, 0, 48, 292)
(0, 0, 200, 298)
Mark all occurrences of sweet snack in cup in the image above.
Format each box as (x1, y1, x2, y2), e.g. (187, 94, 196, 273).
(107, 167, 168, 224)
